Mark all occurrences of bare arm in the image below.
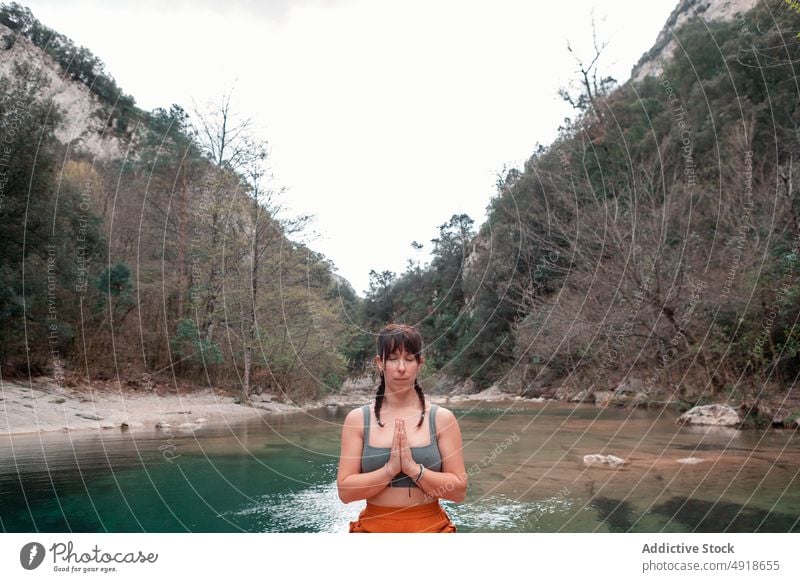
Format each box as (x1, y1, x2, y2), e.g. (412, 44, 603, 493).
(402, 408, 468, 502)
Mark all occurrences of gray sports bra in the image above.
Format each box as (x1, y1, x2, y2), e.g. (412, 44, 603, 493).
(360, 404, 443, 487)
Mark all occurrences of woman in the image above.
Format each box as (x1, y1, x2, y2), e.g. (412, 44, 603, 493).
(337, 323, 467, 533)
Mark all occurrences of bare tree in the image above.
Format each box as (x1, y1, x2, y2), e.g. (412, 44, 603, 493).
(558, 16, 617, 125)
(192, 91, 310, 403)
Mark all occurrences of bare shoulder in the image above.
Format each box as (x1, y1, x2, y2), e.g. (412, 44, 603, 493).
(432, 405, 459, 428)
(344, 406, 366, 428)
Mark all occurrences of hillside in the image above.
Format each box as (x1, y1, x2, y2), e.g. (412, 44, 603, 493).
(631, 0, 759, 81)
(352, 0, 800, 422)
(0, 3, 359, 403)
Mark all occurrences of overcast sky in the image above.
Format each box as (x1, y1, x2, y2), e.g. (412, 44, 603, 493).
(23, 0, 678, 296)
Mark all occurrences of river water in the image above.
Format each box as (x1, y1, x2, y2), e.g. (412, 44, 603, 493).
(1, 401, 798, 532)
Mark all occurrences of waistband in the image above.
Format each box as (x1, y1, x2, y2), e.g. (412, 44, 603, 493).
(363, 500, 442, 520)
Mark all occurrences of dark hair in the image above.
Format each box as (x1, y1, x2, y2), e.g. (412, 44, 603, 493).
(374, 323, 426, 428)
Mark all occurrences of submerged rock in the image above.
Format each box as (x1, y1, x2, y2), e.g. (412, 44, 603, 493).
(676, 457, 705, 464)
(75, 413, 103, 421)
(677, 404, 740, 427)
(583, 453, 627, 467)
(120, 421, 144, 429)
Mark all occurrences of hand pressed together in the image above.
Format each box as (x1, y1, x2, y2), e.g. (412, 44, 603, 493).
(382, 418, 425, 482)
(396, 419, 422, 477)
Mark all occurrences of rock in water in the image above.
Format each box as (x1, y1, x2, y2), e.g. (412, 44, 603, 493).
(677, 404, 739, 427)
(583, 453, 627, 467)
(606, 454, 625, 467)
(121, 421, 144, 429)
(583, 454, 607, 465)
(676, 457, 705, 464)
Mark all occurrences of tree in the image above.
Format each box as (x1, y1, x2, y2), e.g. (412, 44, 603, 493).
(192, 91, 311, 403)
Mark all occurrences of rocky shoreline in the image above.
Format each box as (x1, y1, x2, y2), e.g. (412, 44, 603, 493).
(1, 375, 798, 436)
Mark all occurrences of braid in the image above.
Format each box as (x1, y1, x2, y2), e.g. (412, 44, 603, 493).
(414, 379, 425, 428)
(375, 373, 386, 427)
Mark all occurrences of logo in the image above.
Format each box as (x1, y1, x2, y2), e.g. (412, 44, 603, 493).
(20, 542, 46, 570)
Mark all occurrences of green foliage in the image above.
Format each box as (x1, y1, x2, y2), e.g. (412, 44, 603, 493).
(0, 60, 103, 372)
(170, 319, 223, 366)
(323, 372, 343, 390)
(95, 264, 132, 297)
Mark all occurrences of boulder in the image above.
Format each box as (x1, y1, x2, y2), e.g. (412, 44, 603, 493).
(593, 391, 614, 407)
(609, 379, 655, 406)
(765, 407, 792, 426)
(447, 378, 480, 397)
(522, 383, 557, 399)
(554, 384, 585, 402)
(470, 384, 512, 402)
(677, 404, 740, 427)
(340, 375, 376, 393)
(614, 379, 640, 395)
(569, 390, 595, 403)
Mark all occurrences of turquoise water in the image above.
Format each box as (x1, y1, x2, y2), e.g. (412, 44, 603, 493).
(1, 402, 798, 532)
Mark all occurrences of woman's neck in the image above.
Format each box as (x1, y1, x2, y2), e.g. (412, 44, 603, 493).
(383, 385, 421, 410)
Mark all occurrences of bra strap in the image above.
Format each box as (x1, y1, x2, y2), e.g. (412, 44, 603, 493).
(428, 404, 438, 438)
(362, 404, 371, 444)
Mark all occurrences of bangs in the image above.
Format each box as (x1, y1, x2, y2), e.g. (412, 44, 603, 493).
(377, 324, 423, 360)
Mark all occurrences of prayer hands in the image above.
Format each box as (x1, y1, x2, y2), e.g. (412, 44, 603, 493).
(385, 419, 403, 477)
(395, 419, 420, 477)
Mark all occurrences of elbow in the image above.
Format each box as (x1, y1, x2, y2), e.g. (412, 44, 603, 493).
(337, 481, 355, 504)
(439, 476, 467, 503)
(452, 476, 468, 503)
(450, 486, 467, 503)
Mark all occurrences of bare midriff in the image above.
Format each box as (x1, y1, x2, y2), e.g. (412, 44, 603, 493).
(367, 484, 434, 507)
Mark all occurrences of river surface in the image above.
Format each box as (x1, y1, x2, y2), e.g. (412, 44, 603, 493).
(1, 401, 798, 532)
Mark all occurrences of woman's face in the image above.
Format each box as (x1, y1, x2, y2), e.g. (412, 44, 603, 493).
(376, 348, 422, 383)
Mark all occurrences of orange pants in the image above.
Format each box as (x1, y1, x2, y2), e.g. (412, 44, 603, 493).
(349, 500, 457, 533)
